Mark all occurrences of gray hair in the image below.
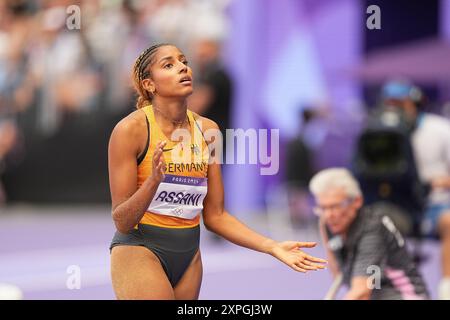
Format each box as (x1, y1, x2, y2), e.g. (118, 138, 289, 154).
(309, 168, 362, 198)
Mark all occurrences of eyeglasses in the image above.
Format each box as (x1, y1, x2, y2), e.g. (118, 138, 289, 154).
(313, 198, 354, 216)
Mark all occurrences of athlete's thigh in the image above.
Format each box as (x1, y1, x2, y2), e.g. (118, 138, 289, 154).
(174, 250, 203, 300)
(111, 245, 174, 300)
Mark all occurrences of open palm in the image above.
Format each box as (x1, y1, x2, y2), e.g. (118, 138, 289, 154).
(271, 241, 327, 273)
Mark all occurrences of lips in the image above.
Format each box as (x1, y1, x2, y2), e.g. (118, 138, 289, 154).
(179, 76, 192, 83)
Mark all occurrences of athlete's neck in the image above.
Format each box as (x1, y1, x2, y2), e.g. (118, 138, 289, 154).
(152, 97, 188, 121)
(152, 97, 190, 133)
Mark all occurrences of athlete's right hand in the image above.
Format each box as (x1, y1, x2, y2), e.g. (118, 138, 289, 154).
(151, 140, 167, 184)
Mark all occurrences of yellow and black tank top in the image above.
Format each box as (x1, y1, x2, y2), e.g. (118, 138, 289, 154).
(136, 105, 209, 228)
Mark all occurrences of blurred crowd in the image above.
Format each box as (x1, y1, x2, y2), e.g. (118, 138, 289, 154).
(0, 0, 232, 203)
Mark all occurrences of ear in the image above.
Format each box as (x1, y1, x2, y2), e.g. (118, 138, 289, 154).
(141, 78, 155, 94)
(353, 196, 363, 210)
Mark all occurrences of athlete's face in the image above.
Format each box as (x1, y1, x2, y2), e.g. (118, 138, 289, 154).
(315, 188, 363, 235)
(142, 45, 194, 99)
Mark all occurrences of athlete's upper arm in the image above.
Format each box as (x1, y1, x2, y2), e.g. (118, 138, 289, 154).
(108, 117, 141, 211)
(203, 161, 225, 223)
(197, 117, 225, 223)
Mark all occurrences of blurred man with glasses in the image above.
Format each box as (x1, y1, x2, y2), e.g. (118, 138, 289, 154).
(310, 168, 428, 300)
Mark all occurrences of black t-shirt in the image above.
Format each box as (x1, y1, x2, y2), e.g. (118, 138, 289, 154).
(197, 63, 232, 133)
(327, 206, 429, 299)
(285, 137, 313, 188)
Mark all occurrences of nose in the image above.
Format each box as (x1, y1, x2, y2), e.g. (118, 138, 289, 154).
(324, 209, 338, 219)
(178, 61, 188, 73)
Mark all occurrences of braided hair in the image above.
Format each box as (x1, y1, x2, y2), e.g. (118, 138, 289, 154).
(132, 43, 170, 109)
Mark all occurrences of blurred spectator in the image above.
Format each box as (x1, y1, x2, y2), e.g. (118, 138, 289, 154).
(285, 108, 323, 186)
(285, 107, 327, 226)
(0, 0, 34, 204)
(0, 0, 34, 114)
(311, 168, 429, 300)
(25, 3, 101, 135)
(189, 38, 233, 135)
(84, 0, 151, 113)
(0, 120, 19, 204)
(146, 0, 229, 56)
(381, 80, 450, 300)
(0, 117, 24, 204)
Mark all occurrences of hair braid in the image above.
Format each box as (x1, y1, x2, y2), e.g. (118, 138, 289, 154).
(132, 43, 170, 109)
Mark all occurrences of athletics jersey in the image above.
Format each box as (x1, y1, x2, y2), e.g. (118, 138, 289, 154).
(137, 105, 209, 228)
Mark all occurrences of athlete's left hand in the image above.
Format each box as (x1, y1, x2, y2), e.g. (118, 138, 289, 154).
(271, 241, 327, 273)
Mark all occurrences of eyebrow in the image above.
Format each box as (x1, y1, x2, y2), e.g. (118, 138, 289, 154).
(158, 54, 186, 64)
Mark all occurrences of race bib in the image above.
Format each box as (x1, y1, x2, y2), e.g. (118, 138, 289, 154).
(147, 174, 208, 219)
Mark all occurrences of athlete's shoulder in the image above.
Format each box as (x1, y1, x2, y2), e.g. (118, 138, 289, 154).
(190, 110, 220, 131)
(111, 108, 147, 142)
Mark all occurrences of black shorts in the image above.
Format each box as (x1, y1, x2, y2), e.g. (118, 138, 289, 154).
(110, 223, 200, 287)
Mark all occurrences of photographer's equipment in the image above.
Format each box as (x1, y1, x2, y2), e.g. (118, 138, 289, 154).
(352, 105, 428, 237)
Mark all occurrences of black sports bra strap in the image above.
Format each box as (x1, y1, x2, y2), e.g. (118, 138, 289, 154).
(137, 113, 150, 165)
